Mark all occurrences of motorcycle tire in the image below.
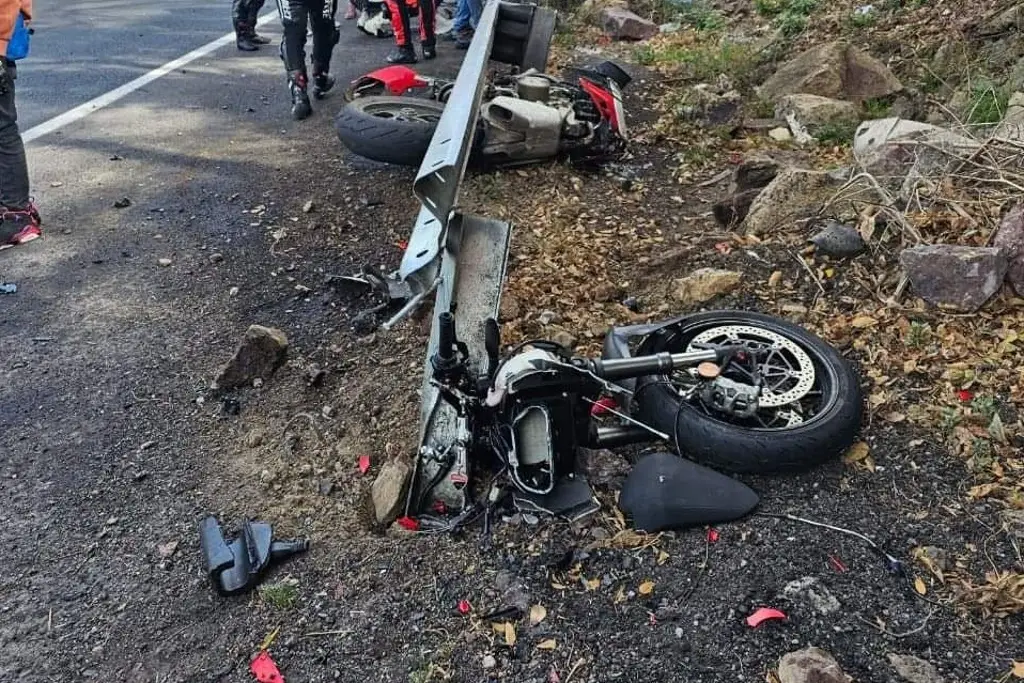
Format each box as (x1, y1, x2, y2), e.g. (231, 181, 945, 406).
(630, 310, 863, 475)
(333, 96, 445, 167)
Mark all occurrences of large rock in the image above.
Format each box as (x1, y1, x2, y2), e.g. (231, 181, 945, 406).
(212, 325, 289, 390)
(853, 117, 980, 182)
(887, 653, 945, 683)
(372, 460, 411, 525)
(992, 204, 1024, 295)
(712, 156, 781, 228)
(778, 647, 852, 683)
(900, 245, 1009, 312)
(600, 7, 658, 41)
(742, 168, 838, 236)
(673, 268, 741, 305)
(994, 91, 1024, 141)
(776, 94, 861, 135)
(759, 42, 903, 104)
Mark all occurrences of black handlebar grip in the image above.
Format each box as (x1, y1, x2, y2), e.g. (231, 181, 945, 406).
(438, 312, 456, 361)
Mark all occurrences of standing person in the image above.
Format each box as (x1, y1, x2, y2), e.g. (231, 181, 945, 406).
(233, 0, 271, 51)
(0, 0, 40, 250)
(384, 0, 436, 64)
(443, 0, 479, 49)
(276, 0, 340, 120)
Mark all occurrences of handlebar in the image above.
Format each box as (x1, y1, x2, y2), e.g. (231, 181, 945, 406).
(583, 349, 721, 381)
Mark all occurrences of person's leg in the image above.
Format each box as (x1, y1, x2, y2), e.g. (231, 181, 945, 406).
(467, 0, 482, 28)
(247, 0, 272, 43)
(384, 0, 417, 63)
(418, 0, 436, 59)
(277, 0, 313, 119)
(233, 0, 259, 50)
(0, 71, 40, 248)
(446, 0, 469, 38)
(309, 0, 339, 99)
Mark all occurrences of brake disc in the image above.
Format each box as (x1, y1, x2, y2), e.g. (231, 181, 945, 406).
(686, 325, 816, 408)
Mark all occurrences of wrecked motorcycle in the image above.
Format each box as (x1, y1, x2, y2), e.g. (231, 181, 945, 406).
(407, 309, 863, 533)
(333, 60, 631, 168)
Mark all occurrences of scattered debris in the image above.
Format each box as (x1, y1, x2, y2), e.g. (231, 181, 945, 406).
(777, 647, 852, 683)
(458, 599, 472, 615)
(250, 651, 284, 683)
(888, 653, 945, 683)
(0, 282, 16, 294)
(212, 325, 289, 391)
(157, 258, 173, 267)
(371, 459, 411, 525)
(302, 200, 316, 213)
(482, 654, 497, 670)
(746, 607, 787, 627)
(672, 268, 742, 304)
(809, 221, 867, 258)
(899, 245, 1008, 312)
(358, 455, 371, 474)
(157, 540, 179, 559)
(199, 517, 309, 596)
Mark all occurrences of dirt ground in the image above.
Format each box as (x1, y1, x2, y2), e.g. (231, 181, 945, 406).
(3, 13, 1024, 683)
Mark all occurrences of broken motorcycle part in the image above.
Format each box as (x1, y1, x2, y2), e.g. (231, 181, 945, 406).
(603, 310, 863, 474)
(619, 452, 759, 532)
(199, 517, 310, 596)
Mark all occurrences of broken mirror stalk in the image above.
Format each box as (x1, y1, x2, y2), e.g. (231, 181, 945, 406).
(199, 517, 309, 596)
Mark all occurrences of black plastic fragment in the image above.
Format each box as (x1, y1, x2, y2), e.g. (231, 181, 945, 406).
(619, 452, 759, 532)
(199, 517, 310, 596)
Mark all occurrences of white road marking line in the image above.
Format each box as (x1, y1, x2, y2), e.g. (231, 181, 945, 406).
(23, 11, 279, 144)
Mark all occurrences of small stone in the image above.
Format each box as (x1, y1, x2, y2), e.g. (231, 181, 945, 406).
(992, 204, 1024, 295)
(809, 221, 867, 258)
(888, 653, 944, 683)
(157, 258, 173, 267)
(210, 253, 224, 263)
(482, 655, 497, 670)
(590, 527, 610, 540)
(303, 200, 316, 213)
(371, 460, 411, 525)
(114, 197, 132, 208)
(157, 540, 179, 558)
(769, 127, 793, 142)
(600, 6, 658, 41)
(549, 327, 577, 349)
(900, 245, 1008, 312)
(674, 626, 684, 638)
(318, 479, 335, 496)
(499, 294, 521, 321)
(212, 325, 289, 391)
(778, 647, 852, 683)
(673, 268, 741, 305)
(538, 310, 561, 326)
(782, 576, 841, 615)
(229, 286, 240, 297)
(244, 429, 266, 448)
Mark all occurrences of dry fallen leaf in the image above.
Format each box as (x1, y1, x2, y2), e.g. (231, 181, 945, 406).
(851, 315, 877, 328)
(1011, 661, 1024, 678)
(613, 585, 626, 604)
(768, 270, 783, 287)
(505, 622, 517, 647)
(657, 550, 670, 566)
(537, 639, 557, 650)
(914, 576, 928, 595)
(586, 578, 600, 591)
(639, 580, 654, 595)
(530, 604, 548, 626)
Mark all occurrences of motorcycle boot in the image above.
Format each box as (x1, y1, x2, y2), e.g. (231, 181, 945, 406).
(233, 0, 261, 50)
(312, 63, 336, 100)
(246, 0, 271, 43)
(289, 71, 313, 120)
(422, 40, 436, 60)
(386, 44, 417, 64)
(236, 24, 260, 50)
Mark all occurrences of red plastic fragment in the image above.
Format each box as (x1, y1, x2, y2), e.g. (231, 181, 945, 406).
(396, 516, 420, 531)
(745, 607, 787, 628)
(251, 651, 284, 683)
(829, 555, 848, 573)
(707, 528, 720, 543)
(397, 240, 409, 250)
(589, 397, 618, 417)
(958, 390, 973, 402)
(457, 599, 472, 615)
(358, 455, 371, 474)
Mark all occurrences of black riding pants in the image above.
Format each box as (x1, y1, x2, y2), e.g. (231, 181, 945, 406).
(0, 62, 29, 210)
(276, 0, 340, 75)
(232, 0, 267, 32)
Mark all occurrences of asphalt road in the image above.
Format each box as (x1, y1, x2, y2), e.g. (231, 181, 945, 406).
(19, 0, 276, 131)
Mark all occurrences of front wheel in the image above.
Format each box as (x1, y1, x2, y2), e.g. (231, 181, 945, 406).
(632, 311, 863, 474)
(334, 96, 445, 167)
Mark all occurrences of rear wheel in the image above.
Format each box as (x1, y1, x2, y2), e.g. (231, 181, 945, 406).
(334, 96, 444, 167)
(632, 311, 863, 474)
